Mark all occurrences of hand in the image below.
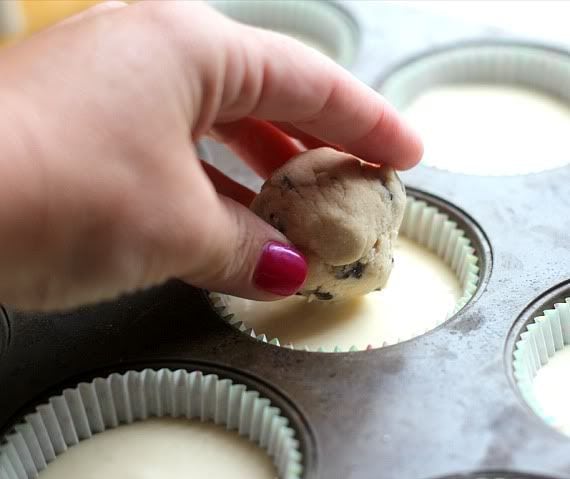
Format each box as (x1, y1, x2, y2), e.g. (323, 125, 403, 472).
(0, 1, 422, 311)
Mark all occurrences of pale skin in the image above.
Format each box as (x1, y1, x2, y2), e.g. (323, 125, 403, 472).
(0, 1, 422, 311)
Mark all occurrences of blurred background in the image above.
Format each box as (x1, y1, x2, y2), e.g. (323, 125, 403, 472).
(1, 0, 570, 45)
(2, 0, 570, 181)
(0, 0, 100, 41)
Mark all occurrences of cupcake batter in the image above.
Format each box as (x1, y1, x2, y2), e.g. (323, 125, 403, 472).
(39, 418, 277, 478)
(533, 346, 570, 435)
(403, 84, 570, 175)
(224, 237, 462, 350)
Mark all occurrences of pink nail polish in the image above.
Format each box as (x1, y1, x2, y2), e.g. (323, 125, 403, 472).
(253, 242, 308, 296)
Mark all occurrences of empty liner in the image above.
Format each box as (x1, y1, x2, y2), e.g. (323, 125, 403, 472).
(0, 369, 303, 478)
(379, 43, 570, 176)
(210, 196, 480, 352)
(513, 296, 570, 435)
(210, 0, 359, 67)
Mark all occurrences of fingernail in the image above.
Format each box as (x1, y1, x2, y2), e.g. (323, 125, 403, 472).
(253, 241, 308, 296)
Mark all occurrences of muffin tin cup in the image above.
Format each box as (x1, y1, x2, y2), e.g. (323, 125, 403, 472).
(513, 295, 570, 434)
(378, 42, 570, 176)
(0, 368, 303, 479)
(210, 194, 480, 352)
(210, 0, 359, 67)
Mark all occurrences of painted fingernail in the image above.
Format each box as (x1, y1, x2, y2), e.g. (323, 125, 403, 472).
(253, 241, 308, 296)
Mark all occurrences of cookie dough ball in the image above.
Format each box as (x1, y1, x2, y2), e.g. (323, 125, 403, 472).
(250, 147, 406, 301)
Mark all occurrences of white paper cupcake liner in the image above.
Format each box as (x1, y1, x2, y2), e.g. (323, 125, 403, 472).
(378, 43, 570, 176)
(210, 0, 359, 67)
(0, 368, 303, 479)
(211, 195, 480, 352)
(513, 296, 570, 433)
(380, 43, 570, 111)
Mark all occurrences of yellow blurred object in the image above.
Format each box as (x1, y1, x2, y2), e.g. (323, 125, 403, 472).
(21, 0, 101, 33)
(0, 1, 24, 41)
(0, 0, 101, 44)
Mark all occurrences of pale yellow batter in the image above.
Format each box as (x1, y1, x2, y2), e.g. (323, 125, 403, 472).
(403, 84, 570, 175)
(39, 418, 277, 478)
(224, 237, 462, 350)
(533, 346, 570, 435)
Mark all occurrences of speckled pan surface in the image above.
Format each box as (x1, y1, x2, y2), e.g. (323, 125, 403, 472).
(1, 2, 570, 479)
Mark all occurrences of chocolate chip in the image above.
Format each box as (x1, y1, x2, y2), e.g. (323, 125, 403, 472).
(389, 191, 394, 201)
(392, 257, 395, 264)
(334, 261, 366, 279)
(281, 175, 295, 190)
(304, 288, 334, 300)
(314, 291, 334, 300)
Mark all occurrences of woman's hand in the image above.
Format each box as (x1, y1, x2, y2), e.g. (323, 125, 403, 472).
(0, 0, 422, 311)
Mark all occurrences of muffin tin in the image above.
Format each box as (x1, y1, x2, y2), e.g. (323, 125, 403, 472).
(2, 2, 570, 478)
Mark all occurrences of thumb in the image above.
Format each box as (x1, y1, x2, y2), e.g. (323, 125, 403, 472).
(183, 195, 308, 301)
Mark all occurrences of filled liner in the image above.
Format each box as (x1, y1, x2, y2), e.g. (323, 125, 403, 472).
(0, 368, 303, 478)
(211, 196, 480, 352)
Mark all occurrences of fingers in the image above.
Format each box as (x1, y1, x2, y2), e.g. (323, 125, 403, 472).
(167, 147, 307, 301)
(211, 118, 301, 178)
(181, 194, 307, 301)
(201, 160, 255, 207)
(219, 25, 423, 169)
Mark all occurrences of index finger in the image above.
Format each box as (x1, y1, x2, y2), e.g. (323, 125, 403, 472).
(222, 27, 423, 169)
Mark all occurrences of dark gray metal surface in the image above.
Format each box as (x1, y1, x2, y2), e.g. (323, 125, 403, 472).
(0, 305, 9, 360)
(1, 2, 570, 479)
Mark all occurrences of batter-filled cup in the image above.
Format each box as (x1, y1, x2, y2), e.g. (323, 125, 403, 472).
(513, 296, 570, 435)
(210, 196, 480, 352)
(379, 43, 570, 176)
(210, 0, 359, 67)
(0, 369, 303, 479)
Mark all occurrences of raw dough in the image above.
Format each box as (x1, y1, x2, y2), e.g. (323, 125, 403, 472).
(403, 84, 570, 175)
(38, 418, 277, 478)
(223, 236, 462, 350)
(533, 346, 570, 435)
(251, 147, 406, 301)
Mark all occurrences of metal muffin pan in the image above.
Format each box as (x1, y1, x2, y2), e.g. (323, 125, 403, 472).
(2, 2, 570, 478)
